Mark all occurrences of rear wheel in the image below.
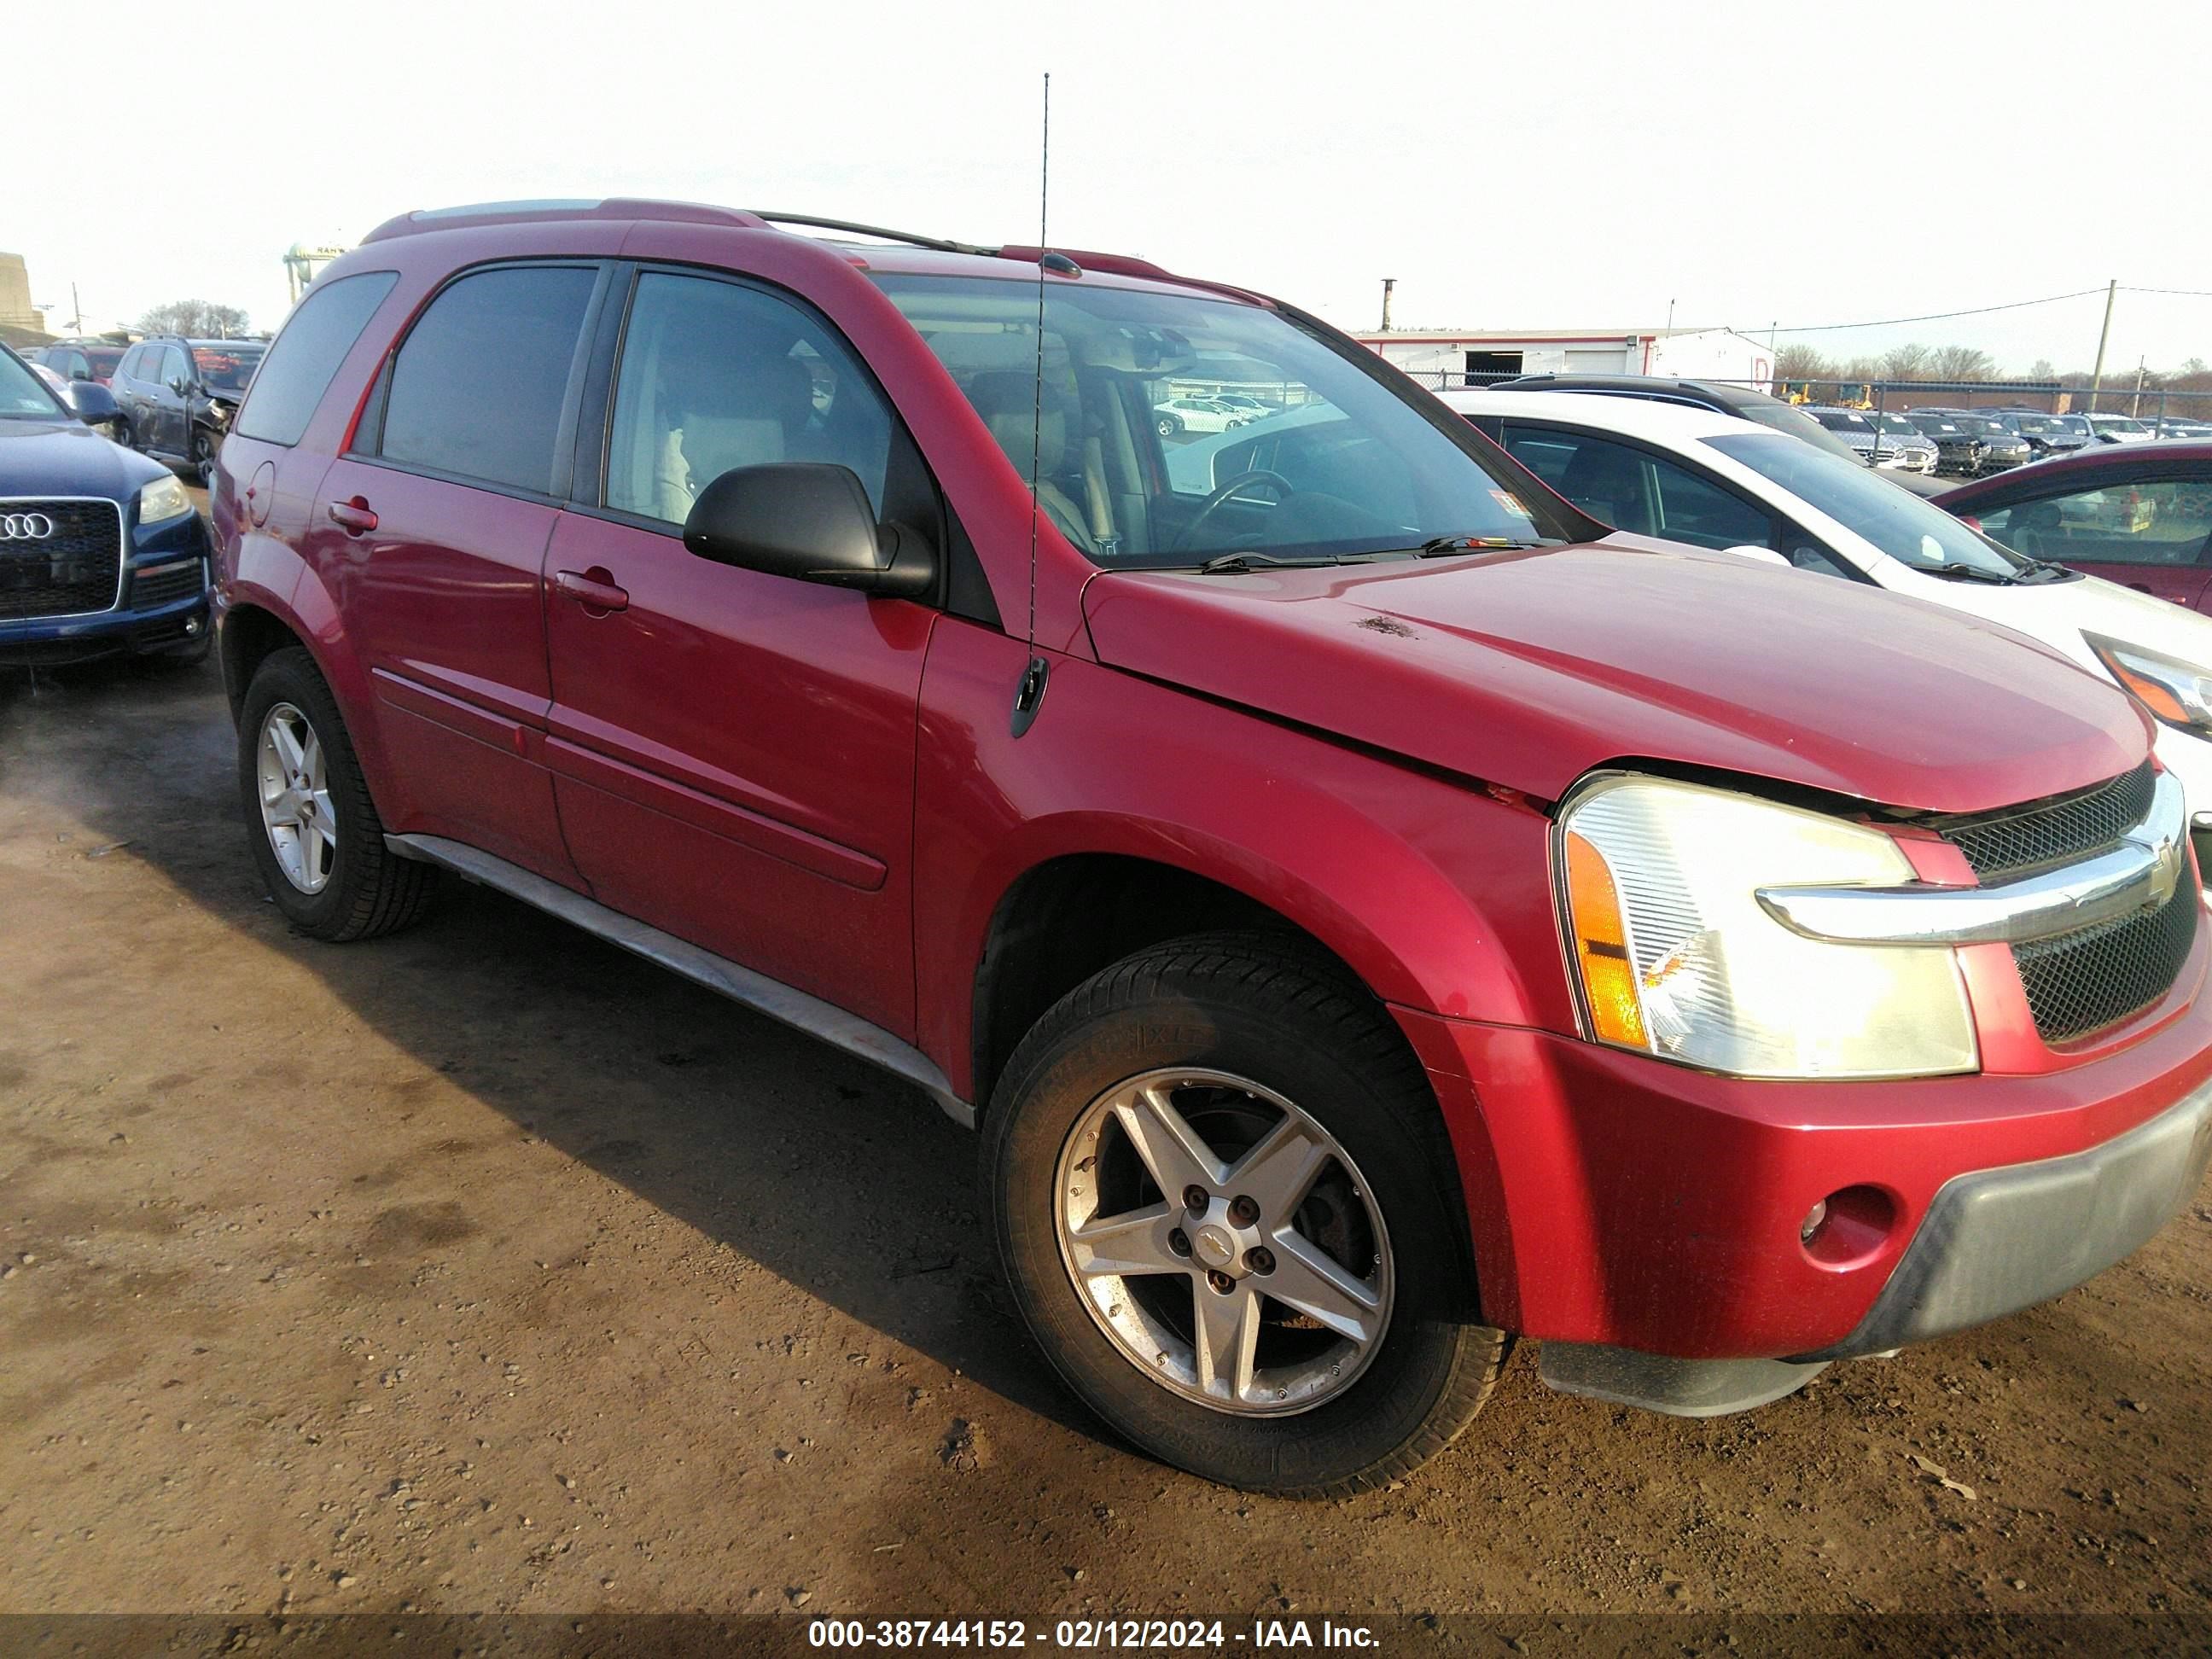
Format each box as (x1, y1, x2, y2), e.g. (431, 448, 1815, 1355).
(1157, 416, 1179, 437)
(237, 647, 439, 940)
(984, 933, 1509, 1496)
(193, 426, 221, 486)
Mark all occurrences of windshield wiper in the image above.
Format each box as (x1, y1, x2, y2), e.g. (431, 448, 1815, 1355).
(1921, 562, 2017, 585)
(1415, 534, 1557, 557)
(1193, 551, 1344, 575)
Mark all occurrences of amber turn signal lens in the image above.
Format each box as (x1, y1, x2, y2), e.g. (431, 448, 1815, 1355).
(1565, 830, 1647, 1048)
(2110, 661, 2192, 726)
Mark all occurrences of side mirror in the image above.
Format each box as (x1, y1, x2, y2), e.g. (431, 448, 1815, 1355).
(1721, 544, 1793, 568)
(681, 463, 934, 599)
(169, 376, 193, 397)
(64, 381, 121, 427)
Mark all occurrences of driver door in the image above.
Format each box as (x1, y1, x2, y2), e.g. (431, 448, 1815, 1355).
(541, 266, 940, 1037)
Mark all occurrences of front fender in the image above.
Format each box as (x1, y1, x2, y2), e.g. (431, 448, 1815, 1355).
(911, 621, 1572, 1093)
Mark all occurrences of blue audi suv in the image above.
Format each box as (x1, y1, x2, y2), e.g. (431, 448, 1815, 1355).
(1, 342, 211, 665)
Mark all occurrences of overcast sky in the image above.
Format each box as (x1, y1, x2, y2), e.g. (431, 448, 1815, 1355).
(15, 0, 2209, 375)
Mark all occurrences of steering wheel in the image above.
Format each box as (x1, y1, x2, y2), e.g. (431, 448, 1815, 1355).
(1173, 470, 1296, 552)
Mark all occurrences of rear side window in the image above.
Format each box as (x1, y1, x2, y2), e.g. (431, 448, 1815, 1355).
(375, 265, 597, 495)
(235, 271, 400, 445)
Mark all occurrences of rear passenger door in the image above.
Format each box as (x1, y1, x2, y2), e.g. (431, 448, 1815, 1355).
(538, 265, 939, 1038)
(303, 261, 607, 884)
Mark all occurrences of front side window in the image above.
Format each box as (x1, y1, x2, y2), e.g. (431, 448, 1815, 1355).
(1976, 479, 2212, 566)
(160, 346, 189, 386)
(870, 273, 1570, 567)
(236, 271, 399, 446)
(1502, 425, 1770, 550)
(375, 265, 597, 494)
(1708, 431, 2028, 579)
(605, 271, 892, 525)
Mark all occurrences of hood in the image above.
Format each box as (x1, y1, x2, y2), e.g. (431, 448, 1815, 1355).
(0, 416, 167, 501)
(1081, 537, 2148, 815)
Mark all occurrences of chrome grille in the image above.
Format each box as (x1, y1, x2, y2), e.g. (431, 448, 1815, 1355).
(1938, 762, 2194, 1044)
(2013, 878, 2198, 1044)
(0, 498, 123, 621)
(1943, 762, 2157, 881)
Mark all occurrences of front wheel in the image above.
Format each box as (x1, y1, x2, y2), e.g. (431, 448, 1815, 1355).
(194, 426, 222, 486)
(237, 646, 439, 940)
(984, 933, 1509, 1496)
(1157, 416, 1179, 437)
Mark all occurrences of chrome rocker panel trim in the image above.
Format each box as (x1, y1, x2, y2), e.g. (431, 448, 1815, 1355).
(385, 833, 975, 1128)
(1757, 771, 2186, 947)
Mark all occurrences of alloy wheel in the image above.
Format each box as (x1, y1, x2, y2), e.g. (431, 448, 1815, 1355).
(1053, 1067, 1394, 1416)
(256, 701, 336, 894)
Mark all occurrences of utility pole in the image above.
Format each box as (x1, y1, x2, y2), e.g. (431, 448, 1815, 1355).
(1378, 278, 1396, 333)
(2088, 277, 2117, 410)
(2131, 356, 2147, 417)
(70, 282, 82, 334)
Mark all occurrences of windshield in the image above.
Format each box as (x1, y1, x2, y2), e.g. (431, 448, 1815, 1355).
(1814, 410, 1872, 433)
(2011, 414, 2058, 434)
(191, 345, 264, 393)
(1873, 413, 1920, 434)
(1705, 432, 2028, 579)
(1910, 415, 1963, 435)
(870, 274, 1569, 568)
(0, 350, 67, 418)
(1949, 415, 2001, 435)
(2089, 414, 2149, 434)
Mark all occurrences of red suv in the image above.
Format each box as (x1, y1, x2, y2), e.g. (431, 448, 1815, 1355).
(210, 200, 2212, 1495)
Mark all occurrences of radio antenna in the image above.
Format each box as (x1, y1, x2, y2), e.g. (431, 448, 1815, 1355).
(1026, 70, 1050, 646)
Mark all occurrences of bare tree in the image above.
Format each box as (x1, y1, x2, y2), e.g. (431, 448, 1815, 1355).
(1926, 344, 1996, 383)
(137, 299, 251, 338)
(2028, 358, 2057, 381)
(1879, 342, 1931, 380)
(1774, 342, 1832, 381)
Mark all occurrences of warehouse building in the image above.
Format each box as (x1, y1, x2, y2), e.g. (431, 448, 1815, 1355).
(1355, 325, 1777, 391)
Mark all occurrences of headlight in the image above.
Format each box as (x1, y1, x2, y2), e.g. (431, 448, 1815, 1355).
(137, 474, 192, 526)
(1557, 775, 1976, 1080)
(2086, 633, 2212, 740)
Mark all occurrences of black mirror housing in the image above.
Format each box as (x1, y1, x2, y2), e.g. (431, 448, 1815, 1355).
(64, 381, 121, 427)
(681, 463, 934, 599)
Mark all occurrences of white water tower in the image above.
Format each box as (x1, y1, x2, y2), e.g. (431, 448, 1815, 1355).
(283, 238, 352, 305)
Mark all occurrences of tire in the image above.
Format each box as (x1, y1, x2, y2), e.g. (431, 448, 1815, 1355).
(1157, 416, 1179, 437)
(983, 932, 1510, 1497)
(236, 646, 439, 941)
(193, 426, 221, 486)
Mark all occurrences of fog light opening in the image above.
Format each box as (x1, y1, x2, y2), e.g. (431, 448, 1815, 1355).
(1800, 1185, 1899, 1268)
(184, 615, 204, 637)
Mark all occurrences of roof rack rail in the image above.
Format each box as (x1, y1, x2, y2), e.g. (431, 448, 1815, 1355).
(751, 212, 998, 257)
(362, 198, 769, 243)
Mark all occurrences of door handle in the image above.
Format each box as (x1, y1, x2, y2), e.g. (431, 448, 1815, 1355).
(327, 497, 379, 535)
(552, 568, 629, 613)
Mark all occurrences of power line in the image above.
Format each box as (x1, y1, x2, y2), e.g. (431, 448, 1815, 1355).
(1768, 288, 2104, 335)
(2122, 285, 2212, 299)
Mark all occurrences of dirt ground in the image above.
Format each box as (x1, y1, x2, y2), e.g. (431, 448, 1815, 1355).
(3, 632, 2209, 1627)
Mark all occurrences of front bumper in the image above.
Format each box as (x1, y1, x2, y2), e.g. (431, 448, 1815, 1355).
(0, 514, 209, 664)
(1394, 933, 2212, 1371)
(1800, 1074, 2211, 1359)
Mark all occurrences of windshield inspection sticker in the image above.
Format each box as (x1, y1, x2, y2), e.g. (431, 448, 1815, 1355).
(1491, 489, 1532, 519)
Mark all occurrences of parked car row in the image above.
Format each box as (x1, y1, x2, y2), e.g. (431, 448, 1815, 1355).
(19, 334, 268, 485)
(69, 197, 2192, 1501)
(0, 342, 213, 664)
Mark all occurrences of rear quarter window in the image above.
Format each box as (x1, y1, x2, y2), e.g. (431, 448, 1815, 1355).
(235, 271, 400, 446)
